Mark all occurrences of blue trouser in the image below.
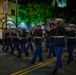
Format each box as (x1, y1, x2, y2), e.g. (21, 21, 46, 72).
(48, 42, 56, 57)
(2, 41, 7, 50)
(31, 45, 43, 62)
(55, 47, 63, 70)
(11, 42, 19, 54)
(5, 41, 13, 51)
(27, 41, 33, 51)
(45, 38, 50, 51)
(18, 43, 29, 56)
(67, 45, 74, 63)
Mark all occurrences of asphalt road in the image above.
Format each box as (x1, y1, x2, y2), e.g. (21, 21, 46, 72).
(0, 44, 76, 75)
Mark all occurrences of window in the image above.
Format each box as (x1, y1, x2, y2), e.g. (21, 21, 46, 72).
(11, 9, 15, 16)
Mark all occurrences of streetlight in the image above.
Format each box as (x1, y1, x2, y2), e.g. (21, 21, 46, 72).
(16, 0, 18, 28)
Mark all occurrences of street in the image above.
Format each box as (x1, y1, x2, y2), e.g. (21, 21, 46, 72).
(0, 45, 76, 75)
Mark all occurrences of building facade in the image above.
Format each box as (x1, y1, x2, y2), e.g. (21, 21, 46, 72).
(0, 0, 21, 38)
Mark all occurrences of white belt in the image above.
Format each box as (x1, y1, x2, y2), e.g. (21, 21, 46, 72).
(50, 36, 55, 38)
(36, 37, 41, 38)
(52, 36, 64, 38)
(67, 37, 75, 39)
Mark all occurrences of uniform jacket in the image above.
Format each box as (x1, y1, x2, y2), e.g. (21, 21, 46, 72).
(53, 26, 67, 47)
(33, 29, 43, 45)
(67, 30, 75, 45)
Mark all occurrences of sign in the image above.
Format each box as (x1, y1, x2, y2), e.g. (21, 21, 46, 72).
(57, 0, 67, 8)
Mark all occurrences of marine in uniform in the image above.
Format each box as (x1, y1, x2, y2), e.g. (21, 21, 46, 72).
(17, 29, 29, 58)
(45, 26, 50, 52)
(31, 25, 43, 64)
(10, 29, 20, 55)
(2, 30, 9, 51)
(75, 28, 76, 47)
(27, 29, 33, 51)
(52, 18, 67, 74)
(47, 25, 56, 58)
(4, 29, 13, 52)
(66, 24, 76, 64)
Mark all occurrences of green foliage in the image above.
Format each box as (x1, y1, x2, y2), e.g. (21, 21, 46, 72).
(18, 2, 66, 25)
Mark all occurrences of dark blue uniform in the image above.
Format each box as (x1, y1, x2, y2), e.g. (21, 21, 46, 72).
(31, 27, 43, 64)
(52, 26, 66, 74)
(45, 30, 50, 52)
(48, 27, 56, 58)
(2, 31, 9, 51)
(4, 31, 13, 52)
(67, 30, 75, 64)
(27, 31, 33, 51)
(75, 31, 76, 47)
(10, 32, 20, 54)
(17, 29, 29, 58)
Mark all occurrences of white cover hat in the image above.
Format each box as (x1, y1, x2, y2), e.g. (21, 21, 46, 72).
(56, 18, 63, 22)
(69, 24, 75, 27)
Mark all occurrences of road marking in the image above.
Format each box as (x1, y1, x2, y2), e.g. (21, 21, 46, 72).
(15, 56, 64, 75)
(11, 50, 76, 75)
(11, 53, 67, 75)
(11, 57, 56, 75)
(19, 59, 56, 75)
(18, 56, 65, 75)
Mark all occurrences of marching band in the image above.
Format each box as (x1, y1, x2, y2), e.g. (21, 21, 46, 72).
(1, 18, 76, 74)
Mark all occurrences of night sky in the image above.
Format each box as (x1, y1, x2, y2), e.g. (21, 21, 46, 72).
(8, 0, 76, 10)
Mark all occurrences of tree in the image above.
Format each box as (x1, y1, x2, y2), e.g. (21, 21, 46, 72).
(18, 1, 67, 25)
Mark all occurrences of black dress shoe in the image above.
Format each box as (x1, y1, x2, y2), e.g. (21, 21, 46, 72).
(17, 55, 21, 58)
(10, 52, 14, 55)
(47, 56, 51, 58)
(30, 61, 35, 64)
(53, 54, 56, 57)
(31, 50, 33, 51)
(25, 54, 29, 57)
(67, 62, 70, 65)
(52, 69, 57, 74)
(45, 50, 48, 52)
(5, 50, 8, 52)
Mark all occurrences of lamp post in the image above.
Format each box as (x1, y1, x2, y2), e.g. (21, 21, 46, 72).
(4, 0, 8, 29)
(2, 0, 8, 38)
(16, 0, 18, 28)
